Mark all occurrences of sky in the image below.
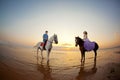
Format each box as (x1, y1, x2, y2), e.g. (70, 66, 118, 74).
(0, 0, 120, 49)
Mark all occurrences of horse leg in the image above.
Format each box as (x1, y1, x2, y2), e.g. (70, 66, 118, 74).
(47, 49, 51, 62)
(94, 50, 97, 61)
(83, 52, 85, 62)
(81, 52, 83, 62)
(41, 50, 43, 59)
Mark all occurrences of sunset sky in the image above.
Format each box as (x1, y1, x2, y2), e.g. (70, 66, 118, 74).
(0, 0, 120, 49)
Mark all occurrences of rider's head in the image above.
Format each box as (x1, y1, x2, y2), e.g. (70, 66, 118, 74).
(83, 31, 87, 35)
(45, 31, 48, 34)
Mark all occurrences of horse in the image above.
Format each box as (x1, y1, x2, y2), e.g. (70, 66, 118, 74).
(34, 34, 58, 62)
(75, 36, 99, 62)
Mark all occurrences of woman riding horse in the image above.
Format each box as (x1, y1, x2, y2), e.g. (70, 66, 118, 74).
(75, 31, 99, 62)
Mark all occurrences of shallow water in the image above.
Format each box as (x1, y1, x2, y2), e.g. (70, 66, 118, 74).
(0, 46, 120, 80)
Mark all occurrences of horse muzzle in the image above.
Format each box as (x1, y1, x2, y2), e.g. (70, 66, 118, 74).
(55, 41, 58, 44)
(75, 44, 78, 47)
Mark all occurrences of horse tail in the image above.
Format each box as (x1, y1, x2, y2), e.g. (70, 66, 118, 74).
(33, 45, 37, 48)
(33, 42, 41, 48)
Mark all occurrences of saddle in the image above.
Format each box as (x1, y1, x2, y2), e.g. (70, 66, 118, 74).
(40, 42, 46, 50)
(84, 41, 95, 51)
(40, 42, 44, 47)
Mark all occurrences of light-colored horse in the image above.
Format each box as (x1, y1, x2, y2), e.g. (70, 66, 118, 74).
(34, 34, 58, 62)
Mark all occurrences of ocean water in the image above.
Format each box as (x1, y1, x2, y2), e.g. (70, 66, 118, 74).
(0, 45, 120, 80)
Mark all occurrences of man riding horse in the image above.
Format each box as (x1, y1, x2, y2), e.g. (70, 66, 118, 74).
(43, 31, 48, 50)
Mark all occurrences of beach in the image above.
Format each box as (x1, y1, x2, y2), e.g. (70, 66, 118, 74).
(0, 45, 120, 80)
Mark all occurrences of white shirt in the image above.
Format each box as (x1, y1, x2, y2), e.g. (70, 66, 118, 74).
(83, 34, 89, 41)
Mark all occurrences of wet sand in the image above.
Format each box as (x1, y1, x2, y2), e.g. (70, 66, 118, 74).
(0, 45, 120, 80)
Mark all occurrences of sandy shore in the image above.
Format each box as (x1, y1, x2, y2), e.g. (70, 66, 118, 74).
(0, 46, 120, 80)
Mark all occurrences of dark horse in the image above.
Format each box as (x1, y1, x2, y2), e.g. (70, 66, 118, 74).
(75, 37, 99, 62)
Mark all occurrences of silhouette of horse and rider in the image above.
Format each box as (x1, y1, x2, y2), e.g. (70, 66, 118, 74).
(34, 31, 58, 62)
(75, 31, 99, 62)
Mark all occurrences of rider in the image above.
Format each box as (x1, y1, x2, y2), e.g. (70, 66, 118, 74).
(43, 31, 48, 50)
(83, 31, 89, 41)
(83, 31, 95, 51)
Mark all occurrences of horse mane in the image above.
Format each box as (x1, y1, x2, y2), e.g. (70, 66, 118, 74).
(76, 36, 84, 42)
(76, 36, 84, 46)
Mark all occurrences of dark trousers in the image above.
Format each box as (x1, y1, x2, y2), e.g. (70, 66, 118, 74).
(43, 40, 47, 49)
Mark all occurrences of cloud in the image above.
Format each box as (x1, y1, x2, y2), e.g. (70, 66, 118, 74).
(61, 43, 73, 47)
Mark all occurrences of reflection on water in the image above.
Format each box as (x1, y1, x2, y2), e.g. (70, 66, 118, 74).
(36, 55, 53, 80)
(76, 60, 97, 80)
(36, 52, 98, 80)
(1, 45, 120, 80)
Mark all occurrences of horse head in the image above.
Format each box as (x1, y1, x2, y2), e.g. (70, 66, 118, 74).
(75, 36, 84, 47)
(53, 34, 58, 44)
